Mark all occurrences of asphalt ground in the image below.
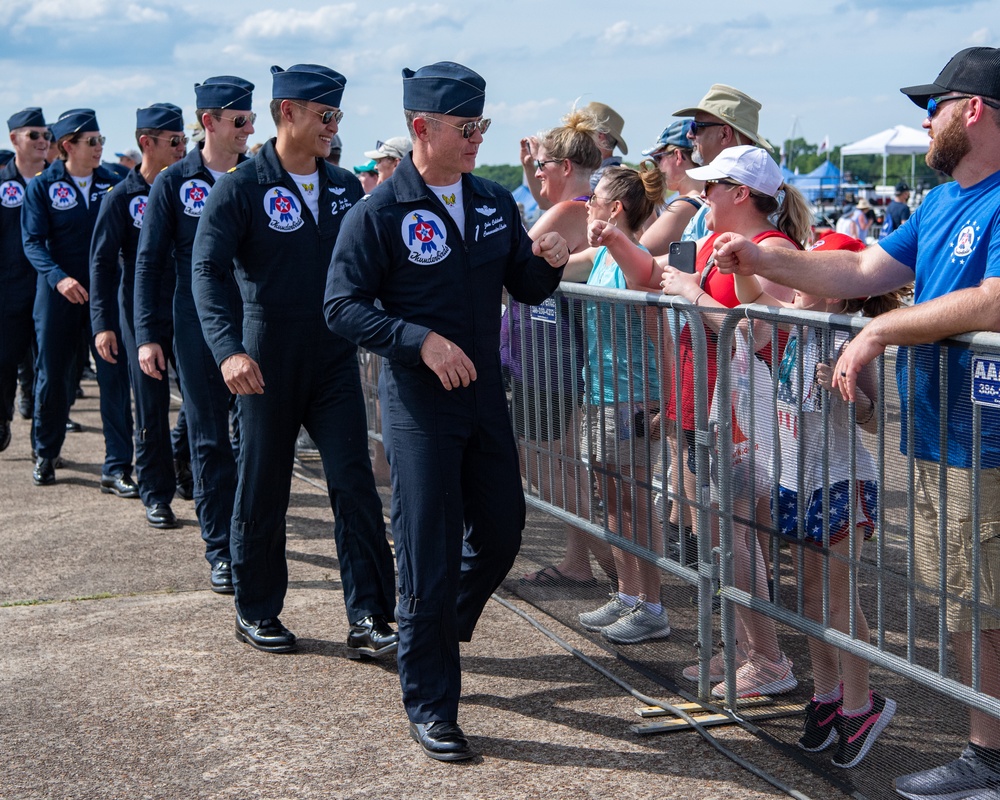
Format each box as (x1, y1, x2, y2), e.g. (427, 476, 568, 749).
(0, 379, 968, 800)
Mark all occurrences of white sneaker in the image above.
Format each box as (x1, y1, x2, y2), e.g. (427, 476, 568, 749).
(711, 651, 797, 699)
(682, 646, 748, 683)
(600, 602, 671, 644)
(578, 595, 631, 631)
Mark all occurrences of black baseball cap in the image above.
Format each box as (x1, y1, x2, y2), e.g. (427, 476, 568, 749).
(900, 46, 1000, 109)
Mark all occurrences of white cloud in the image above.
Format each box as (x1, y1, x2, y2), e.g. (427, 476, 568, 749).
(36, 73, 156, 106)
(969, 27, 992, 45)
(235, 3, 461, 41)
(125, 5, 168, 23)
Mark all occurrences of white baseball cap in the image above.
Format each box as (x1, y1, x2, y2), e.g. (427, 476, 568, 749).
(686, 145, 782, 197)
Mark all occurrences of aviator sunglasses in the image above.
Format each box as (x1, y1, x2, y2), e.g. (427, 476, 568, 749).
(288, 101, 344, 125)
(76, 135, 106, 147)
(25, 130, 54, 141)
(430, 117, 492, 138)
(149, 134, 189, 148)
(216, 112, 257, 129)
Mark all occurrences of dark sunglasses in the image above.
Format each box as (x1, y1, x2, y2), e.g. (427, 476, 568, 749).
(926, 93, 1000, 118)
(150, 134, 188, 148)
(649, 147, 681, 163)
(431, 117, 491, 138)
(685, 120, 726, 137)
(704, 178, 741, 191)
(289, 101, 343, 125)
(216, 112, 257, 129)
(76, 135, 106, 147)
(26, 130, 54, 141)
(534, 158, 565, 170)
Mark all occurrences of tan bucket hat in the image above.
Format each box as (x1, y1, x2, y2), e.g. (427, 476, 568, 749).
(673, 84, 772, 152)
(584, 101, 628, 155)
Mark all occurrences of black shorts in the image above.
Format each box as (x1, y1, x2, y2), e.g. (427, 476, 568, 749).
(510, 380, 576, 441)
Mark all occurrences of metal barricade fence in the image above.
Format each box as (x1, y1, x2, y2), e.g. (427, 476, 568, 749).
(358, 282, 1000, 795)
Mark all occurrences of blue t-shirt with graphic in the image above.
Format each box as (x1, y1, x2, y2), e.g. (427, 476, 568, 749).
(880, 169, 1000, 468)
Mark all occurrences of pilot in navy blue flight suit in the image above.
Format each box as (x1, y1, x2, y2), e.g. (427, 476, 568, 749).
(90, 103, 188, 530)
(325, 62, 569, 761)
(134, 77, 254, 593)
(191, 64, 397, 657)
(0, 108, 49, 454)
(21, 108, 132, 489)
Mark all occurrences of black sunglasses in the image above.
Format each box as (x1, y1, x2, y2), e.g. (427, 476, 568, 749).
(150, 134, 188, 148)
(704, 178, 741, 191)
(534, 158, 565, 170)
(430, 117, 491, 138)
(926, 93, 1000, 119)
(685, 120, 726, 137)
(289, 101, 343, 125)
(216, 112, 257, 129)
(26, 130, 54, 141)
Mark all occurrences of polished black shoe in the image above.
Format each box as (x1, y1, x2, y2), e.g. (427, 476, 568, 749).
(174, 459, 194, 500)
(145, 502, 179, 529)
(0, 419, 10, 452)
(409, 721, 475, 762)
(210, 562, 235, 594)
(16, 397, 32, 420)
(32, 457, 55, 486)
(235, 614, 296, 653)
(66, 418, 82, 433)
(346, 615, 399, 658)
(100, 472, 139, 498)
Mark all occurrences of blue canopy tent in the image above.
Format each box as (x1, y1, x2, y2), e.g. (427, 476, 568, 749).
(788, 160, 841, 202)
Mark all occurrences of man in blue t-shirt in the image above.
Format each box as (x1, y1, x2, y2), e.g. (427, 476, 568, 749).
(712, 47, 1000, 800)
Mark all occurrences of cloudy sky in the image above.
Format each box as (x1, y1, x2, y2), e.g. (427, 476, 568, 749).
(0, 0, 993, 170)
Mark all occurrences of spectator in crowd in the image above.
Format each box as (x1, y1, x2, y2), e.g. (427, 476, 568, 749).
(365, 136, 411, 185)
(0, 108, 49, 454)
(638, 119, 705, 257)
(733, 232, 905, 768)
(501, 109, 615, 588)
(21, 109, 130, 490)
(326, 60, 568, 762)
(599, 145, 811, 697)
(883, 180, 912, 234)
(353, 159, 378, 193)
(326, 132, 342, 166)
(835, 197, 871, 241)
(562, 163, 670, 645)
(585, 101, 627, 190)
(89, 103, 188, 529)
(713, 46, 1000, 799)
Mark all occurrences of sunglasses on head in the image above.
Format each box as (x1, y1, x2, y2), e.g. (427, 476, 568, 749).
(216, 112, 257, 128)
(685, 120, 726, 137)
(25, 130, 54, 141)
(289, 101, 343, 125)
(430, 117, 491, 138)
(76, 135, 106, 147)
(150, 134, 188, 148)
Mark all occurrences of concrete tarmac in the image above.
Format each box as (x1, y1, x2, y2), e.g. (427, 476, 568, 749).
(2, 383, 839, 800)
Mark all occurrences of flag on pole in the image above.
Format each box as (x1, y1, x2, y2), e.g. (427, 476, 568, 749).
(817, 134, 831, 155)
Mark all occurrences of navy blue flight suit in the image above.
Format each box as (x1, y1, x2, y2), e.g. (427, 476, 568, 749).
(21, 160, 132, 469)
(134, 145, 241, 567)
(90, 166, 178, 507)
(324, 156, 562, 723)
(190, 139, 395, 624)
(0, 158, 40, 429)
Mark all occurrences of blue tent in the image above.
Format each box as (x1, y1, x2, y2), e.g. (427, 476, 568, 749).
(788, 160, 841, 202)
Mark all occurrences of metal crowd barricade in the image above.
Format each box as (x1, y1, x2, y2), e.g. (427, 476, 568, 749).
(358, 281, 1000, 784)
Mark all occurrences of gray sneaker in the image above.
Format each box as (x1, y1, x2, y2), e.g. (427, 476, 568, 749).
(894, 747, 1000, 799)
(579, 595, 631, 631)
(600, 602, 671, 644)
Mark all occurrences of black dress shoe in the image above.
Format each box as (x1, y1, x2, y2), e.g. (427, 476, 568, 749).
(174, 459, 194, 500)
(235, 614, 296, 653)
(66, 418, 82, 433)
(346, 615, 399, 658)
(409, 721, 475, 762)
(17, 398, 32, 420)
(0, 419, 10, 452)
(145, 502, 179, 529)
(100, 473, 139, 498)
(32, 457, 55, 486)
(210, 562, 235, 594)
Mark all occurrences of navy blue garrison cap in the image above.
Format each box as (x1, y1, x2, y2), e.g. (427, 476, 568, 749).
(271, 64, 347, 106)
(402, 61, 485, 116)
(7, 107, 46, 132)
(51, 109, 100, 140)
(194, 76, 254, 111)
(136, 102, 184, 132)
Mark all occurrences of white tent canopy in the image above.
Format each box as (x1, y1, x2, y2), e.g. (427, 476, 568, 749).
(839, 124, 930, 188)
